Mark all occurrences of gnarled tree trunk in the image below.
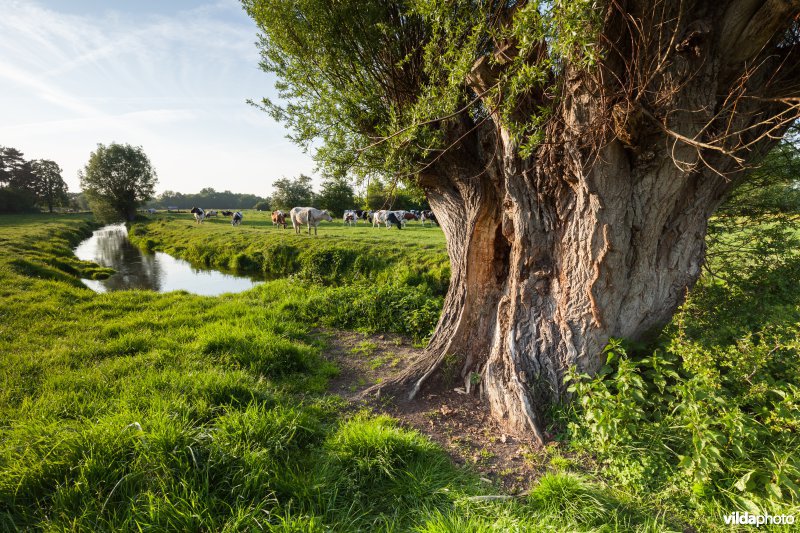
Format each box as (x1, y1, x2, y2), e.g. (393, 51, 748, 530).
(376, 1, 800, 441)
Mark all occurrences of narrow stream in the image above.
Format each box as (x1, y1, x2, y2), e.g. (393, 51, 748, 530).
(74, 224, 260, 295)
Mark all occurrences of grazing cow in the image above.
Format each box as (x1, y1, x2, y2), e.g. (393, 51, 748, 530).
(290, 206, 333, 235)
(372, 210, 387, 227)
(221, 210, 233, 217)
(384, 210, 408, 228)
(231, 211, 243, 226)
(403, 211, 419, 222)
(343, 210, 358, 226)
(190, 207, 205, 224)
(421, 210, 438, 226)
(205, 210, 217, 218)
(147, 208, 156, 215)
(386, 212, 403, 229)
(271, 210, 287, 229)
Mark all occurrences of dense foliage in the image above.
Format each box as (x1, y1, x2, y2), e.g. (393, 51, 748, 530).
(80, 143, 157, 222)
(270, 174, 316, 211)
(150, 187, 268, 210)
(30, 159, 69, 213)
(0, 146, 68, 213)
(364, 179, 428, 211)
(316, 175, 356, 216)
(243, 0, 603, 179)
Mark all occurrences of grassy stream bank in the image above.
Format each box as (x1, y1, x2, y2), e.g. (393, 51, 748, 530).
(1, 213, 677, 531)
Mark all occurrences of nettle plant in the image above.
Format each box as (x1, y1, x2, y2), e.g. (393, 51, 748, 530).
(565, 215, 800, 510)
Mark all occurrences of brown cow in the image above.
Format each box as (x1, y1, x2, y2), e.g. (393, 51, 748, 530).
(271, 210, 287, 229)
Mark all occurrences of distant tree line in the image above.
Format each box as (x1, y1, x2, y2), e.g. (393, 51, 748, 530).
(0, 146, 69, 213)
(149, 188, 268, 210)
(269, 174, 428, 217)
(145, 174, 430, 217)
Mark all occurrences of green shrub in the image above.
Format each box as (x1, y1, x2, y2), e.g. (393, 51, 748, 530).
(565, 338, 800, 512)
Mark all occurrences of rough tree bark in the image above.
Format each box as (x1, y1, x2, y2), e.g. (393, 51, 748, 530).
(376, 1, 800, 441)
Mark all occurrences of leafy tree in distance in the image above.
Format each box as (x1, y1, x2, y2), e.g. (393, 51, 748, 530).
(317, 175, 355, 216)
(0, 146, 41, 213)
(245, 0, 800, 439)
(270, 174, 315, 211)
(68, 192, 90, 212)
(80, 143, 157, 222)
(149, 189, 268, 210)
(364, 180, 387, 210)
(254, 200, 271, 211)
(31, 160, 68, 213)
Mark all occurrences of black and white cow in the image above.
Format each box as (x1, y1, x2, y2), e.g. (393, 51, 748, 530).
(421, 210, 438, 226)
(190, 207, 205, 224)
(343, 210, 358, 226)
(386, 211, 403, 229)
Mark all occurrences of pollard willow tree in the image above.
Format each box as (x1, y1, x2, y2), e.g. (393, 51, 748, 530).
(244, 0, 800, 441)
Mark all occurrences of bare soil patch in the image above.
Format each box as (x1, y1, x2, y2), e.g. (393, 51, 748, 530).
(316, 328, 560, 494)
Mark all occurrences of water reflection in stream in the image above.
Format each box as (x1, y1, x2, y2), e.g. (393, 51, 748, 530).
(74, 224, 260, 295)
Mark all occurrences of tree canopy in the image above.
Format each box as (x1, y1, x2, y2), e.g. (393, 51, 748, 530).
(150, 188, 268, 210)
(316, 175, 355, 216)
(80, 143, 157, 222)
(245, 0, 800, 184)
(270, 174, 316, 211)
(31, 160, 69, 213)
(0, 146, 68, 213)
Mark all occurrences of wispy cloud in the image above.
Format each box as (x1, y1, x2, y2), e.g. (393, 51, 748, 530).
(4, 2, 253, 105)
(0, 0, 313, 194)
(0, 61, 101, 116)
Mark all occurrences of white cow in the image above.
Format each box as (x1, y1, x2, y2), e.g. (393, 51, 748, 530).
(372, 210, 387, 227)
(290, 207, 333, 235)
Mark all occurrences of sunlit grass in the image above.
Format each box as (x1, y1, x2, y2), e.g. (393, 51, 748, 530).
(0, 213, 683, 531)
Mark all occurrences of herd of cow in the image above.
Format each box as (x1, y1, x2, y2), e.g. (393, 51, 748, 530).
(273, 208, 439, 234)
(186, 206, 439, 235)
(189, 207, 242, 226)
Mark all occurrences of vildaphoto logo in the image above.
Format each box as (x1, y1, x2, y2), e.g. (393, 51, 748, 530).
(723, 512, 795, 526)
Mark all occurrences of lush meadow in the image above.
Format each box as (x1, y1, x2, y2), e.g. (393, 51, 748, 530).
(0, 213, 672, 531)
(1, 210, 798, 531)
(129, 211, 450, 343)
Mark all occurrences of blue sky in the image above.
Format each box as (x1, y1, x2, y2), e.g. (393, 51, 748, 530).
(0, 0, 316, 195)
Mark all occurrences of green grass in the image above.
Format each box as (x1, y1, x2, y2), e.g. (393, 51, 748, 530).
(128, 211, 449, 344)
(0, 213, 673, 531)
(130, 210, 450, 292)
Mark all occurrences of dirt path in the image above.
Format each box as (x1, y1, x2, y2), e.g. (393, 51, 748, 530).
(316, 328, 555, 493)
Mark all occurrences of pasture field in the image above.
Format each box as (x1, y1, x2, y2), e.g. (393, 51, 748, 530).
(122, 210, 800, 529)
(0, 213, 675, 531)
(130, 210, 450, 292)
